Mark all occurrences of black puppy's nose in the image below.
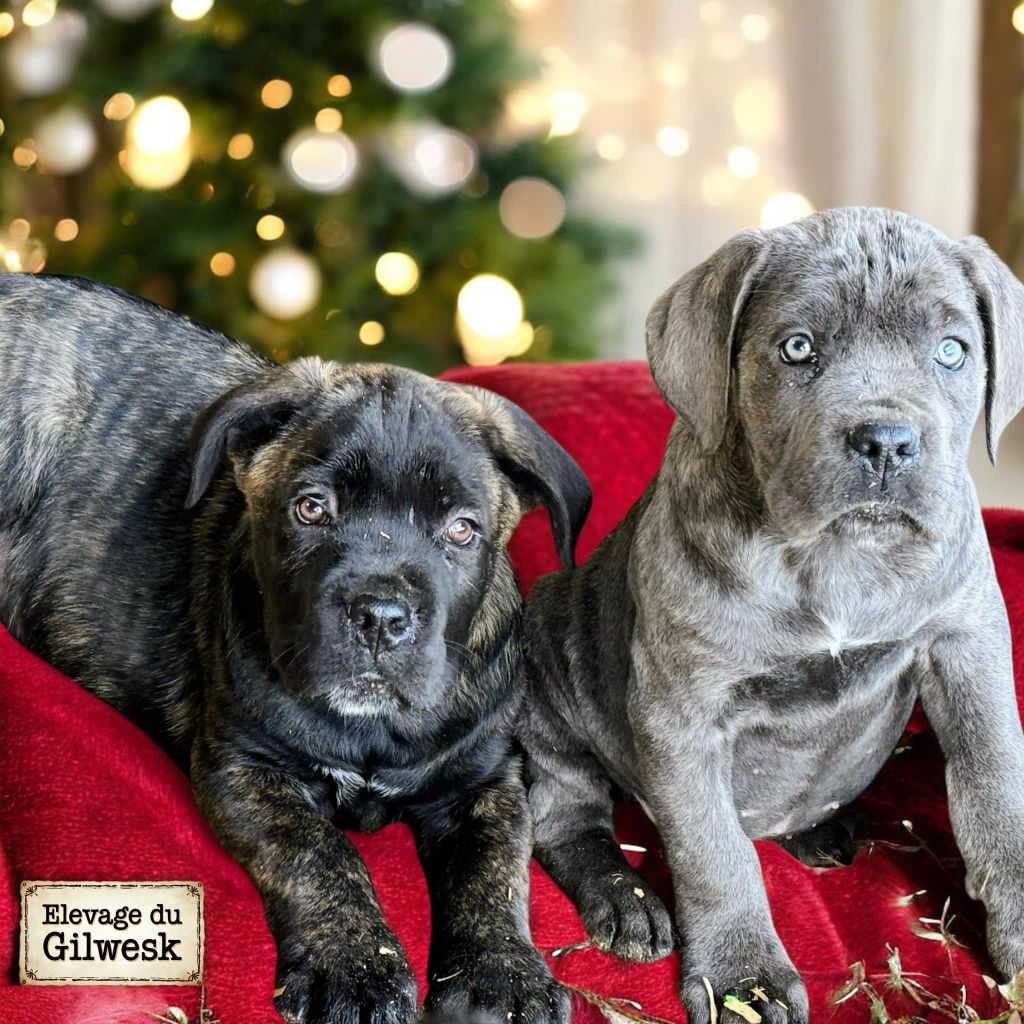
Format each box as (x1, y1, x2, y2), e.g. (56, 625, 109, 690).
(846, 422, 921, 476)
(347, 595, 413, 653)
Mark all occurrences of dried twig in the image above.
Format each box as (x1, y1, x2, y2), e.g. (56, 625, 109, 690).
(563, 984, 676, 1024)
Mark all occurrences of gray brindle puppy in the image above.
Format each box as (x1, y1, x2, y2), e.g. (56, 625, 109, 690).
(0, 274, 589, 1024)
(521, 207, 1024, 1024)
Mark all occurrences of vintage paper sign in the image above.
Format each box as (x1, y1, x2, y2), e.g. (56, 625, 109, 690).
(20, 881, 204, 985)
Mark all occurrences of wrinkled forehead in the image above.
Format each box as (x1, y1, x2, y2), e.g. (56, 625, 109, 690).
(745, 214, 980, 337)
(285, 371, 498, 511)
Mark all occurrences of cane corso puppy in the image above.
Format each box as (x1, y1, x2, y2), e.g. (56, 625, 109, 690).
(0, 274, 589, 1024)
(521, 207, 1024, 1023)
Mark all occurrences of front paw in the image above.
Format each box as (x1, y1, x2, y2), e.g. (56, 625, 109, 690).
(424, 940, 570, 1024)
(275, 930, 418, 1024)
(680, 929, 808, 1024)
(574, 867, 674, 962)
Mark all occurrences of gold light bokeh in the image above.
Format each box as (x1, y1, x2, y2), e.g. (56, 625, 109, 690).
(374, 251, 420, 295)
(227, 133, 254, 159)
(103, 93, 135, 121)
(327, 74, 352, 97)
(22, 0, 56, 28)
(261, 79, 293, 109)
(315, 108, 343, 132)
(54, 218, 79, 242)
(256, 214, 285, 240)
(209, 251, 236, 276)
(359, 320, 385, 346)
(171, 0, 214, 21)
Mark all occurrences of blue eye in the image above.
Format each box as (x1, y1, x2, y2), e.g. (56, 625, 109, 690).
(935, 338, 967, 370)
(780, 333, 815, 364)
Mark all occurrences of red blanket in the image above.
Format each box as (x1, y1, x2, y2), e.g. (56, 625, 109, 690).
(2, 361, 1023, 1024)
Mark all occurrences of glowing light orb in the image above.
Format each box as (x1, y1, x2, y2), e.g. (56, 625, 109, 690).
(35, 107, 97, 175)
(249, 248, 321, 320)
(128, 96, 190, 155)
(376, 23, 453, 94)
(171, 0, 214, 20)
(656, 125, 690, 157)
(499, 178, 565, 240)
(283, 128, 358, 193)
(761, 192, 815, 229)
(727, 145, 759, 179)
(457, 274, 523, 340)
(374, 252, 420, 296)
(359, 321, 385, 346)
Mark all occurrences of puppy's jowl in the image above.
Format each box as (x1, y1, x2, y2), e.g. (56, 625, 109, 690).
(521, 208, 1024, 1022)
(0, 275, 590, 1024)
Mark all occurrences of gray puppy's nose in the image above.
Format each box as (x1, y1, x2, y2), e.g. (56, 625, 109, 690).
(846, 422, 921, 476)
(347, 595, 413, 653)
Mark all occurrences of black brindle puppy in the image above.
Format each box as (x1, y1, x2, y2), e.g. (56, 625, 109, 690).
(0, 274, 589, 1024)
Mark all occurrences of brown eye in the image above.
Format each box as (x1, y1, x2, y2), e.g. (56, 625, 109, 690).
(443, 517, 476, 546)
(295, 497, 329, 525)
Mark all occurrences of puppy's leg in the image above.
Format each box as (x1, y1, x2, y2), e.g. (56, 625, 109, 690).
(630, 672, 807, 1024)
(918, 601, 1024, 979)
(413, 763, 569, 1024)
(193, 738, 417, 1024)
(525, 732, 674, 962)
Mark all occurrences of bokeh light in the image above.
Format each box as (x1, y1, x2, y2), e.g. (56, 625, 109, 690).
(374, 251, 420, 295)
(359, 320, 385, 346)
(314, 108, 343, 132)
(733, 80, 782, 139)
(171, 0, 214, 20)
(457, 274, 523, 342)
(54, 218, 78, 242)
(656, 125, 690, 157)
(249, 248, 321, 320)
(761, 192, 815, 228)
(128, 96, 190, 155)
(261, 79, 293, 109)
(35, 108, 97, 175)
(740, 13, 772, 42)
(23, 0, 57, 28)
(103, 93, 135, 121)
(209, 251, 236, 276)
(499, 178, 566, 239)
(256, 214, 285, 240)
(727, 145, 759, 179)
(283, 128, 358, 193)
(376, 23, 453, 93)
(1013, 3, 1024, 34)
(327, 74, 352, 97)
(227, 133, 253, 159)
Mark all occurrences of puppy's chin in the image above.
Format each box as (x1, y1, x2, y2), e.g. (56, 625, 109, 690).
(826, 503, 928, 542)
(283, 656, 452, 718)
(322, 672, 412, 717)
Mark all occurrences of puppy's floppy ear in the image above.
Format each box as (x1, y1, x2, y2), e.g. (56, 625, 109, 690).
(957, 235, 1024, 464)
(646, 228, 767, 453)
(185, 361, 324, 509)
(466, 386, 592, 570)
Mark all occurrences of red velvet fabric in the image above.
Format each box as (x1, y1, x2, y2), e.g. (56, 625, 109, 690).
(2, 361, 1022, 1024)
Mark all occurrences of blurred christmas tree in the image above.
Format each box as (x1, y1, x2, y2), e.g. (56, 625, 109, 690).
(0, 0, 634, 372)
